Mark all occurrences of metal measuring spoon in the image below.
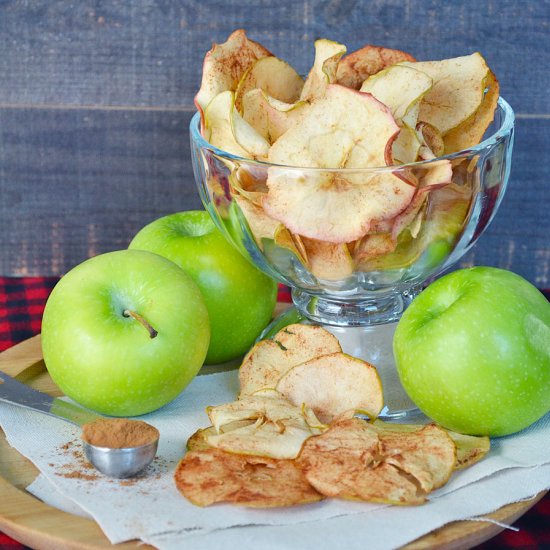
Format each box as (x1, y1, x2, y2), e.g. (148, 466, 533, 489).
(0, 371, 159, 478)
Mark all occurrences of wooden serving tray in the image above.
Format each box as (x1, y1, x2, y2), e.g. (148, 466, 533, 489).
(0, 336, 545, 550)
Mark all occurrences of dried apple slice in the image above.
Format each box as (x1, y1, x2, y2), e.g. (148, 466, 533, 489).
(187, 420, 253, 452)
(300, 39, 346, 102)
(265, 85, 415, 243)
(273, 225, 308, 265)
(353, 233, 397, 265)
(447, 430, 490, 469)
(231, 196, 306, 267)
(301, 237, 353, 281)
(204, 91, 270, 159)
(205, 391, 324, 459)
(392, 126, 422, 164)
(360, 65, 433, 165)
(195, 29, 272, 115)
(233, 195, 279, 242)
(235, 56, 304, 112)
(229, 167, 267, 206)
(416, 122, 445, 157)
(336, 45, 416, 90)
(276, 352, 384, 423)
(298, 418, 425, 504)
(242, 89, 308, 143)
(360, 65, 433, 123)
(443, 71, 500, 153)
(377, 424, 456, 491)
(371, 420, 490, 470)
(401, 53, 491, 135)
(239, 323, 342, 396)
(175, 448, 323, 507)
(359, 183, 471, 271)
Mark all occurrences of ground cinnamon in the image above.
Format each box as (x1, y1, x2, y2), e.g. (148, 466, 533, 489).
(81, 418, 159, 448)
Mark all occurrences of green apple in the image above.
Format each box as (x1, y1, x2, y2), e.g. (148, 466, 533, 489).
(41, 250, 210, 416)
(394, 267, 550, 436)
(129, 211, 278, 364)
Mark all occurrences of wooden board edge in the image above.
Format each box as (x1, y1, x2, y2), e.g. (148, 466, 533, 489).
(404, 491, 546, 549)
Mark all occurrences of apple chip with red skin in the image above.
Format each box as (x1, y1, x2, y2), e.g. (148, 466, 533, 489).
(265, 84, 416, 244)
(175, 448, 323, 507)
(242, 89, 309, 144)
(239, 323, 342, 395)
(195, 29, 272, 116)
(276, 352, 384, 423)
(336, 44, 416, 90)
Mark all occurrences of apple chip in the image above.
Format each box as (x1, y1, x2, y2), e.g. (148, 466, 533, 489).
(392, 126, 422, 164)
(359, 65, 432, 165)
(360, 65, 432, 123)
(204, 91, 270, 159)
(273, 225, 308, 265)
(242, 89, 308, 143)
(233, 195, 279, 242)
(353, 233, 397, 266)
(336, 45, 416, 90)
(401, 53, 491, 134)
(239, 324, 342, 395)
(376, 424, 456, 491)
(300, 39, 346, 102)
(298, 418, 425, 505)
(371, 420, 490, 470)
(175, 448, 323, 507)
(416, 122, 445, 157)
(235, 56, 304, 111)
(276, 352, 384, 423)
(229, 167, 267, 205)
(443, 71, 500, 153)
(265, 85, 415, 243)
(195, 29, 272, 115)
(206, 391, 325, 459)
(187, 420, 254, 452)
(301, 237, 353, 281)
(447, 430, 490, 469)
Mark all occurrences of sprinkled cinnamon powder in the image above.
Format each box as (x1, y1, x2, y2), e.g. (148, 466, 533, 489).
(81, 418, 159, 449)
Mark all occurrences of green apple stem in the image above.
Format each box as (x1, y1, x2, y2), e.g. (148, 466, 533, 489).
(123, 309, 158, 339)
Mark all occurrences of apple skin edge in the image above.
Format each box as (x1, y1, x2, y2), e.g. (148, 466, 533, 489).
(393, 266, 550, 437)
(41, 249, 210, 417)
(129, 211, 278, 365)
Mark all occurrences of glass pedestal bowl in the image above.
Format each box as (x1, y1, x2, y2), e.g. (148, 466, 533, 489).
(190, 98, 515, 420)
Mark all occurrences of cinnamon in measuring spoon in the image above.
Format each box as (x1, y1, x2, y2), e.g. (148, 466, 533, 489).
(81, 418, 159, 448)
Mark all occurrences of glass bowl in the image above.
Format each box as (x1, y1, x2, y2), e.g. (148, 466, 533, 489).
(190, 97, 515, 419)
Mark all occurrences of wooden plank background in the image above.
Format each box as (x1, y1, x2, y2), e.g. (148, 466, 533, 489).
(0, 0, 548, 284)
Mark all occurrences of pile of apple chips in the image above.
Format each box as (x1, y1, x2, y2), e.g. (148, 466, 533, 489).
(174, 325, 489, 507)
(195, 30, 499, 280)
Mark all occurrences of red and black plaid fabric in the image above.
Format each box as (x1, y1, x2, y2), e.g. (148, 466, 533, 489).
(0, 277, 548, 549)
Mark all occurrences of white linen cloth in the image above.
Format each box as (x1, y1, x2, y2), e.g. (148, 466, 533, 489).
(1, 369, 549, 549)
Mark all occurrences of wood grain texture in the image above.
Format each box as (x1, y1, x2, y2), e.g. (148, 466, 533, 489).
(0, 0, 549, 113)
(0, 0, 548, 279)
(0, 107, 201, 275)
